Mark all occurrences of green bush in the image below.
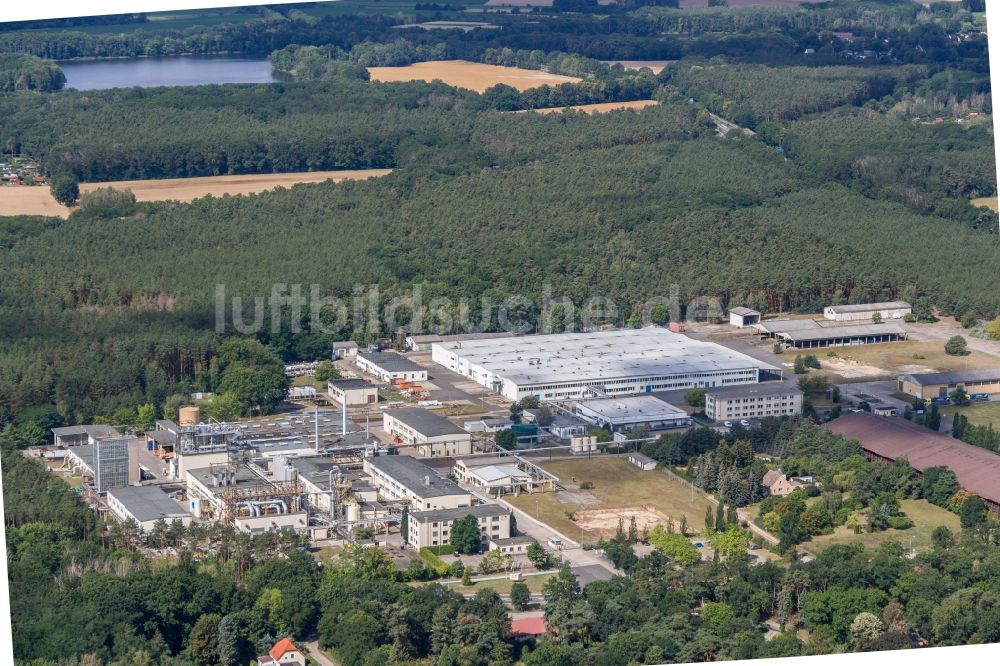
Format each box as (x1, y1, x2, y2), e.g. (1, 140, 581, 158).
(419, 548, 451, 577)
(887, 516, 914, 530)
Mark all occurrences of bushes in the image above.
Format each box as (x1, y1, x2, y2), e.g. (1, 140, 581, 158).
(887, 516, 914, 530)
(418, 547, 451, 577)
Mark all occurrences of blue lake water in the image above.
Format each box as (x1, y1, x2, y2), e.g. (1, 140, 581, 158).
(60, 55, 277, 90)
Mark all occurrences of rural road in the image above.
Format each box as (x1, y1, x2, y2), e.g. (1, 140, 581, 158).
(303, 640, 340, 666)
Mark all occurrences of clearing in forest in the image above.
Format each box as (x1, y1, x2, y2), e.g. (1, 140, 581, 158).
(508, 457, 710, 542)
(80, 170, 392, 203)
(367, 60, 580, 93)
(0, 186, 70, 218)
(516, 100, 659, 115)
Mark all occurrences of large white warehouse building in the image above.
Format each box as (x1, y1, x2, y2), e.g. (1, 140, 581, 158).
(431, 328, 779, 402)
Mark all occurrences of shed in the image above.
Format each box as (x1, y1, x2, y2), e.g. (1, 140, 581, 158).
(627, 452, 657, 471)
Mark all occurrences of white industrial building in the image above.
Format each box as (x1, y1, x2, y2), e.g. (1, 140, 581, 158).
(406, 503, 512, 550)
(431, 328, 779, 402)
(363, 455, 472, 510)
(453, 456, 535, 493)
(332, 340, 359, 359)
(823, 301, 911, 322)
(729, 307, 761, 328)
(106, 485, 191, 531)
(574, 396, 692, 433)
(356, 351, 428, 382)
(383, 408, 473, 457)
(328, 378, 379, 406)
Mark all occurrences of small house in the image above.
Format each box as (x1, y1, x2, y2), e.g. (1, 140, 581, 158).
(761, 470, 805, 497)
(257, 638, 306, 666)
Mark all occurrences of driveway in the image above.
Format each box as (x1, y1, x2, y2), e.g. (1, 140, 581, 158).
(302, 640, 340, 666)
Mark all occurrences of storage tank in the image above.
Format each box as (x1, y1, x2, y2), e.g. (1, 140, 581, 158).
(346, 501, 361, 523)
(179, 406, 201, 426)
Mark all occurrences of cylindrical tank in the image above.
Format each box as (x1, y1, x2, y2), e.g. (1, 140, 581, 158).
(179, 405, 200, 426)
(347, 501, 361, 522)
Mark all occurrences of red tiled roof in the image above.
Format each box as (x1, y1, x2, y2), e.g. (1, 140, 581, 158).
(824, 413, 1000, 505)
(511, 617, 547, 635)
(269, 638, 299, 661)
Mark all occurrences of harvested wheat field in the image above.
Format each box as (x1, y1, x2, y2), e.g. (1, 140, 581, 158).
(367, 60, 580, 93)
(518, 100, 659, 115)
(80, 169, 392, 203)
(0, 186, 70, 218)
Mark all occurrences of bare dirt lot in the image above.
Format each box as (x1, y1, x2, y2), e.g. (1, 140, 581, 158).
(80, 170, 392, 203)
(574, 506, 676, 540)
(0, 186, 70, 217)
(517, 100, 659, 115)
(367, 60, 581, 93)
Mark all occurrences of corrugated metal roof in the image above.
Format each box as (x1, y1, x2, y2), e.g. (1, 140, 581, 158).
(827, 301, 910, 313)
(898, 368, 1000, 386)
(824, 412, 1000, 505)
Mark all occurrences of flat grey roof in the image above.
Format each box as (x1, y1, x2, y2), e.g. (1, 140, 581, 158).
(408, 332, 512, 344)
(827, 301, 910, 313)
(729, 307, 760, 316)
(708, 382, 803, 399)
(359, 351, 425, 373)
(899, 368, 1000, 386)
(52, 424, 120, 439)
(332, 340, 359, 348)
(576, 396, 688, 422)
(778, 323, 906, 342)
(385, 408, 468, 437)
(411, 503, 509, 523)
(329, 378, 376, 390)
(108, 485, 189, 523)
(367, 455, 469, 498)
(288, 456, 341, 490)
(433, 328, 778, 387)
(628, 452, 656, 465)
(491, 535, 535, 545)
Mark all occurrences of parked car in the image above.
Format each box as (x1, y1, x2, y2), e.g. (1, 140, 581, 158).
(740, 419, 750, 427)
(723, 421, 733, 428)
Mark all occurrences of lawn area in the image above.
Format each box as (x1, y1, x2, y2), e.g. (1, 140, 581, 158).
(801, 499, 960, 556)
(437, 572, 556, 595)
(292, 375, 325, 391)
(818, 341, 1000, 380)
(508, 458, 712, 542)
(941, 401, 1000, 429)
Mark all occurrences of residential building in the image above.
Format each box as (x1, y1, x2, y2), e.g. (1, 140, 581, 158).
(430, 328, 781, 402)
(258, 638, 306, 666)
(406, 503, 511, 549)
(383, 408, 473, 457)
(328, 378, 379, 406)
(106, 485, 191, 531)
(823, 301, 911, 321)
(574, 396, 691, 433)
(729, 307, 761, 328)
(761, 470, 805, 497)
(362, 455, 471, 510)
(356, 351, 428, 382)
(897, 369, 1000, 400)
(705, 384, 803, 421)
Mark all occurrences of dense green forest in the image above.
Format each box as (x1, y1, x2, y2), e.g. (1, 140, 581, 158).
(7, 416, 1000, 665)
(0, 52, 65, 92)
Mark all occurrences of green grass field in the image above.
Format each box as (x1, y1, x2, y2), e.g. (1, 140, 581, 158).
(801, 499, 960, 556)
(942, 401, 1000, 429)
(437, 572, 556, 595)
(508, 458, 712, 541)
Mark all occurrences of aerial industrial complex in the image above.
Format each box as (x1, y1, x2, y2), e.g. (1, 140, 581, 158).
(431, 327, 781, 402)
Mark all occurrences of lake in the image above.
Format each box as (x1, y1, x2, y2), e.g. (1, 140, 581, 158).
(60, 55, 277, 90)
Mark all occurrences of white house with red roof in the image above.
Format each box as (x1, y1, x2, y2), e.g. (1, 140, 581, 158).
(257, 638, 305, 666)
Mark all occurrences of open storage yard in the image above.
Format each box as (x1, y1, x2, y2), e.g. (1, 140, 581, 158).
(508, 457, 711, 542)
(516, 100, 659, 115)
(367, 60, 581, 92)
